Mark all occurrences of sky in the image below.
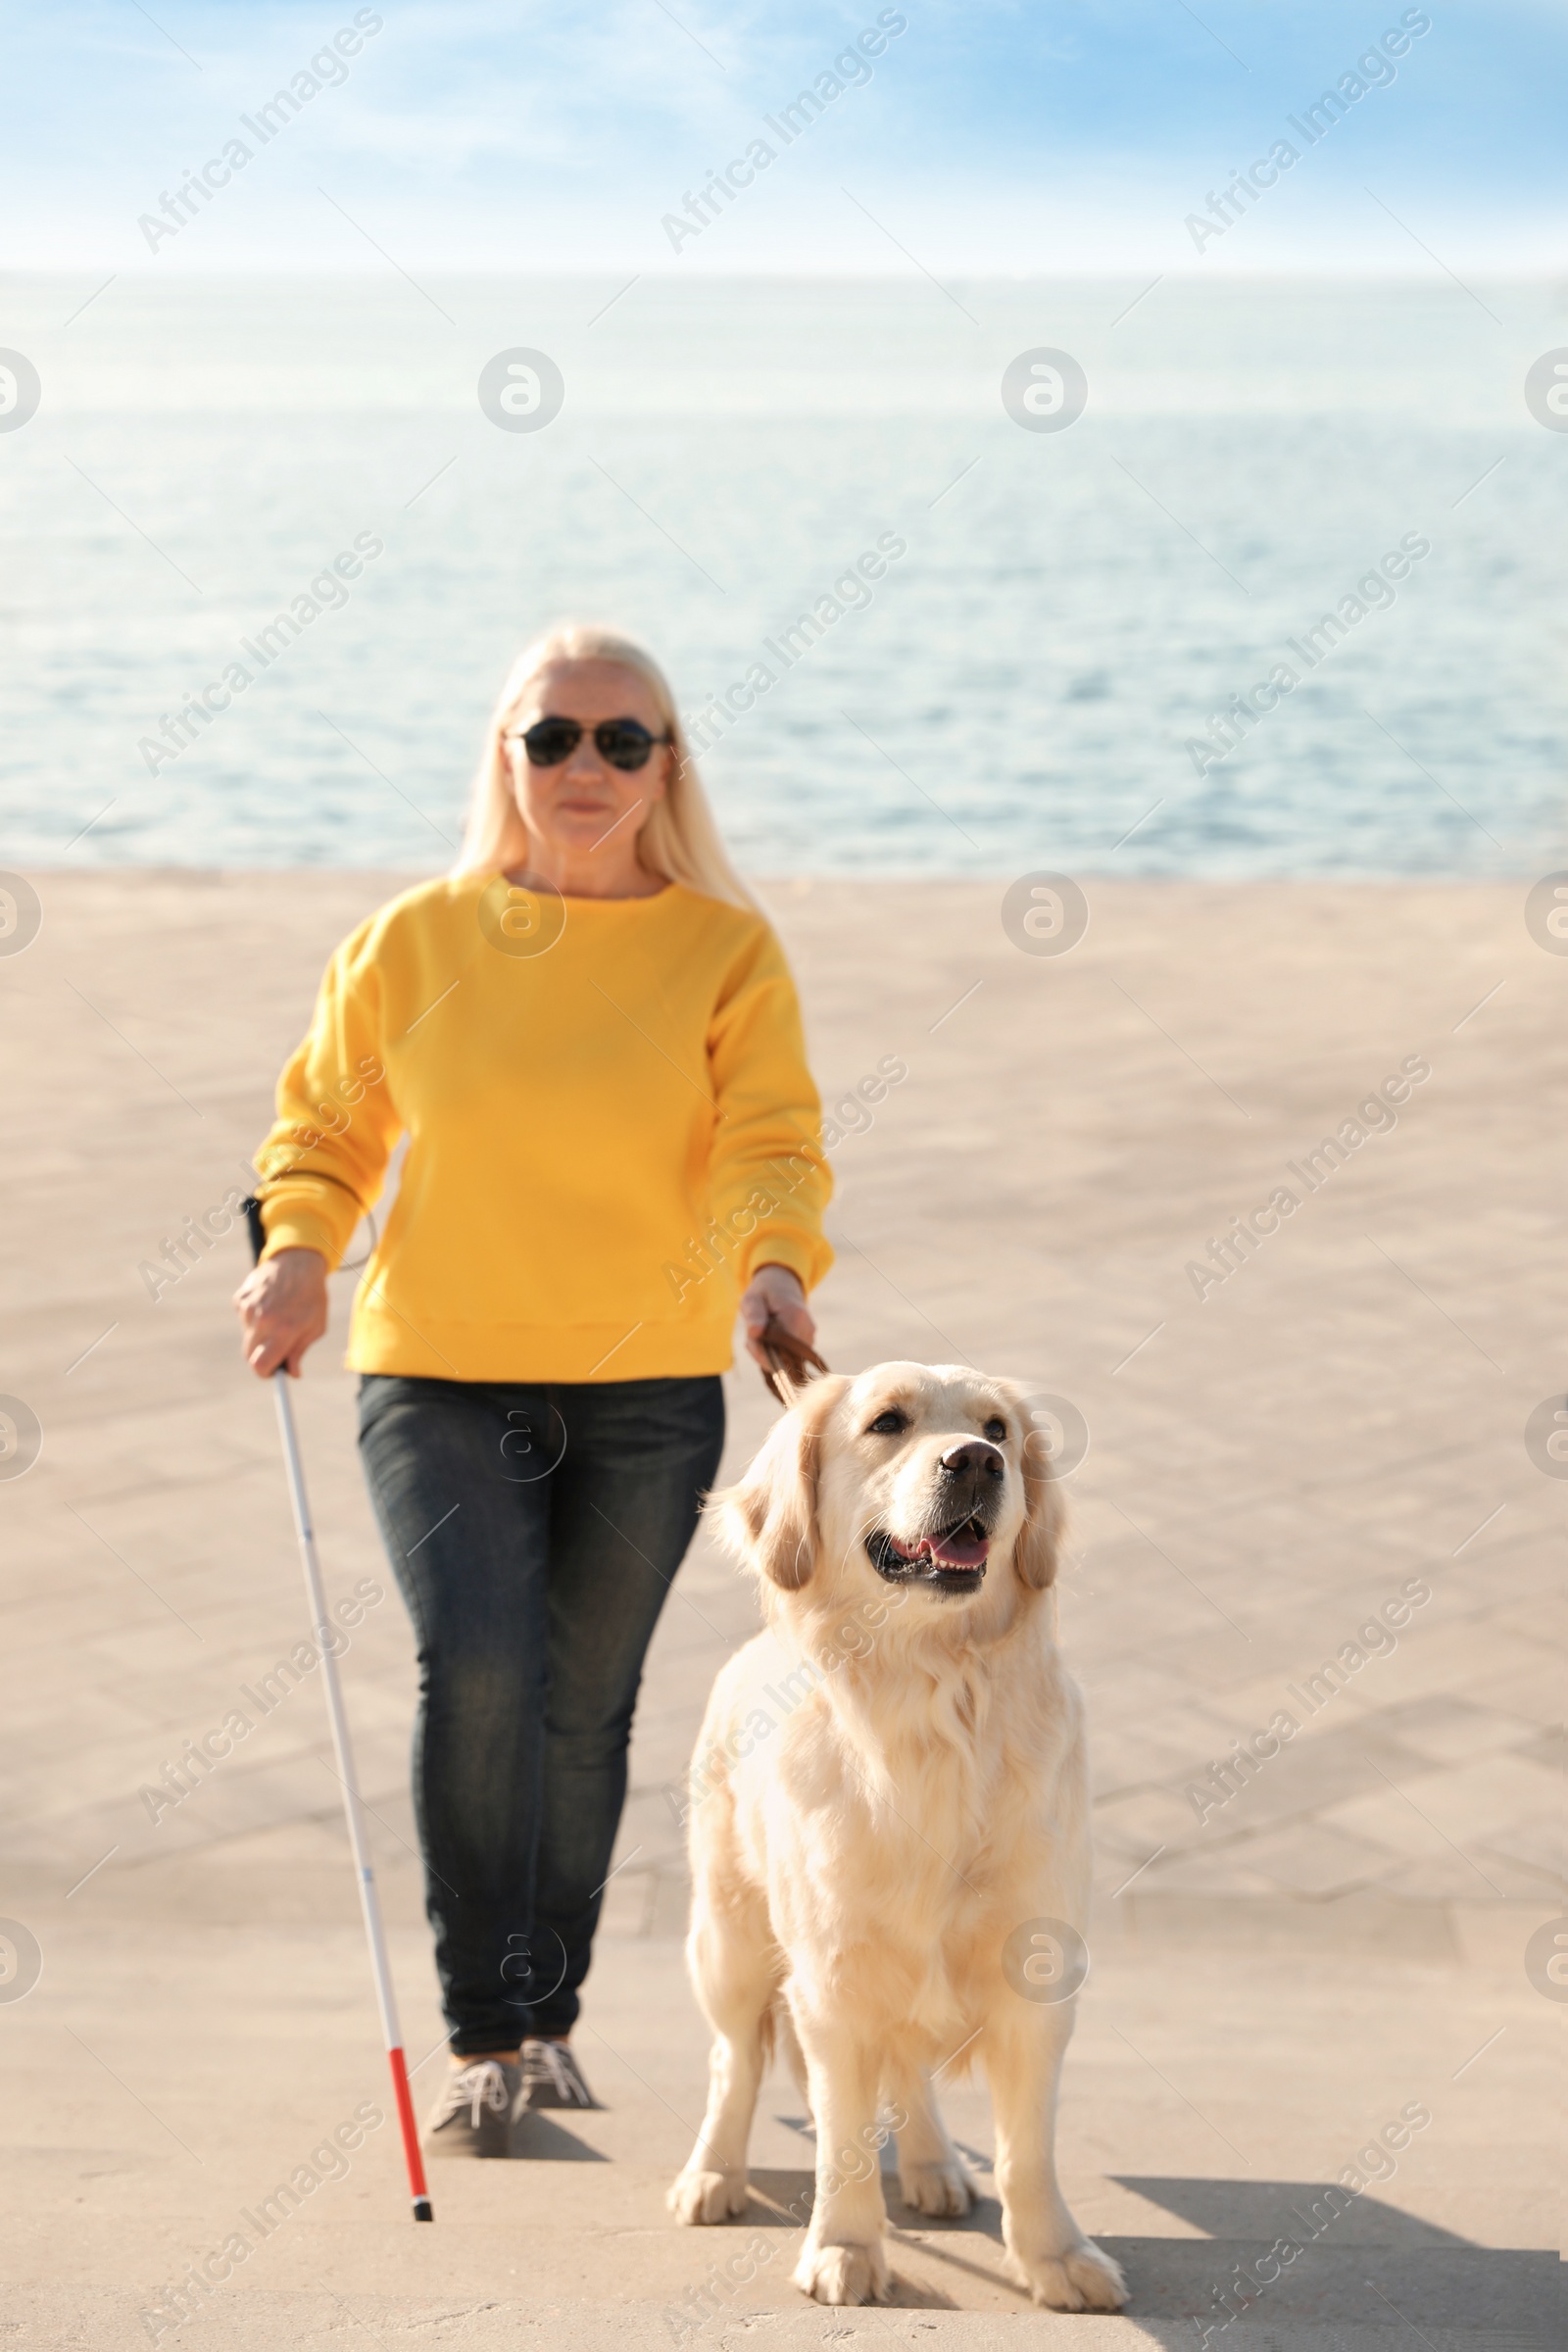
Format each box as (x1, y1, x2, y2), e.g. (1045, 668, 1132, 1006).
(1, 0, 1562, 278)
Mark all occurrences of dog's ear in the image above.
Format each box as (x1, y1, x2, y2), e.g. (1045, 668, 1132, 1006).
(1012, 1397, 1066, 1591)
(713, 1374, 849, 1591)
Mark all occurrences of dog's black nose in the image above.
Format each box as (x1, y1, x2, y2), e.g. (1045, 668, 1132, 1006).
(940, 1440, 1004, 1479)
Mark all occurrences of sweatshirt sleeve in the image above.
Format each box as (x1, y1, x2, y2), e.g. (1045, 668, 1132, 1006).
(707, 920, 834, 1294)
(252, 923, 403, 1270)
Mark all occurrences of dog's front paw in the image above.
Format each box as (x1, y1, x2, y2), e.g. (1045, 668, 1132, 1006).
(792, 2237, 891, 2305)
(667, 2167, 748, 2225)
(1009, 2239, 1128, 2312)
(899, 2157, 975, 2217)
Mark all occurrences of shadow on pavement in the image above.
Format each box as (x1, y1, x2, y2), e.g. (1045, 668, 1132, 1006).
(1115, 2175, 1476, 2248)
(509, 2112, 611, 2161)
(1104, 2180, 1556, 2341)
(728, 2169, 1558, 2336)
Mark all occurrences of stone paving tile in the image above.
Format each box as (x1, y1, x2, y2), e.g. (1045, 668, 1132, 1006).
(1092, 1788, 1209, 1858)
(1365, 1752, 1562, 1849)
(1312, 1789, 1561, 1904)
(1379, 1848, 1562, 1903)
(1213, 1820, 1400, 1896)
(1477, 1814, 1565, 1883)
(1333, 1621, 1545, 1711)
(1467, 1664, 1563, 1733)
(1092, 1727, 1223, 1798)
(1108, 1850, 1272, 1897)
(1374, 1698, 1552, 1769)
(1510, 1724, 1564, 1773)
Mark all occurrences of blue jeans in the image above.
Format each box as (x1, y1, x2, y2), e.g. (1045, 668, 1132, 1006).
(358, 1372, 725, 2054)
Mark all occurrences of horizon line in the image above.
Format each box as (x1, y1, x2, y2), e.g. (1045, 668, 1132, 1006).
(3, 264, 1558, 286)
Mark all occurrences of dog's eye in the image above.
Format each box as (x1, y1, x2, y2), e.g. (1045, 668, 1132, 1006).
(866, 1408, 907, 1436)
(983, 1417, 1007, 1443)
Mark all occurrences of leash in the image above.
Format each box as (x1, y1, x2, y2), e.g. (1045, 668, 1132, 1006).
(758, 1313, 830, 1404)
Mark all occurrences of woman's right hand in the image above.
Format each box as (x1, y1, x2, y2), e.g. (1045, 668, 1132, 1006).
(233, 1246, 329, 1378)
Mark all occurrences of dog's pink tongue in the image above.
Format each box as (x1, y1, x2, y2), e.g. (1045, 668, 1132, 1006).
(925, 1531, 989, 1568)
(888, 1530, 989, 1568)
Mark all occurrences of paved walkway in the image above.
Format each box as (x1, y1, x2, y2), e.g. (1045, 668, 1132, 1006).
(1, 873, 1561, 2344)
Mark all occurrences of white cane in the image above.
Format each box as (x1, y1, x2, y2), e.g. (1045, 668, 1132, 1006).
(244, 1198, 432, 2222)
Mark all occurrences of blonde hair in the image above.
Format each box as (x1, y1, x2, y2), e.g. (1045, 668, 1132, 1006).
(453, 623, 760, 911)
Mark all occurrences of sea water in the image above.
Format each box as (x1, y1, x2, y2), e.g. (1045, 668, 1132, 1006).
(1, 272, 1561, 875)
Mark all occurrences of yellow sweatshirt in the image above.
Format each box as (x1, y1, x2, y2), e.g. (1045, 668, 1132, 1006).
(254, 874, 833, 1381)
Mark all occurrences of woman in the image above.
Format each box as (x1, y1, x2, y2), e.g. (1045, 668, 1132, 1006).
(234, 624, 832, 2153)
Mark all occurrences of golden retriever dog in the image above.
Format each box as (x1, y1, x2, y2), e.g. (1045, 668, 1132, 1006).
(668, 1362, 1127, 2313)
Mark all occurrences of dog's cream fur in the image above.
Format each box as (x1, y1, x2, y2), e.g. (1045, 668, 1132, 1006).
(668, 1362, 1128, 2312)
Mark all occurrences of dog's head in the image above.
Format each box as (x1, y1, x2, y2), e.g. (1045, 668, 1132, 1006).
(713, 1362, 1062, 1615)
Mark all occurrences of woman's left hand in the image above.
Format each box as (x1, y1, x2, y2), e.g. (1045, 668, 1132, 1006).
(739, 1262, 816, 1370)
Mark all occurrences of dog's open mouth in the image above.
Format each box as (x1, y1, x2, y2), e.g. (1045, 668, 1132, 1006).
(865, 1518, 991, 1592)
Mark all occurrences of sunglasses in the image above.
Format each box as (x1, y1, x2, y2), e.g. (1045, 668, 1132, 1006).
(507, 715, 671, 772)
